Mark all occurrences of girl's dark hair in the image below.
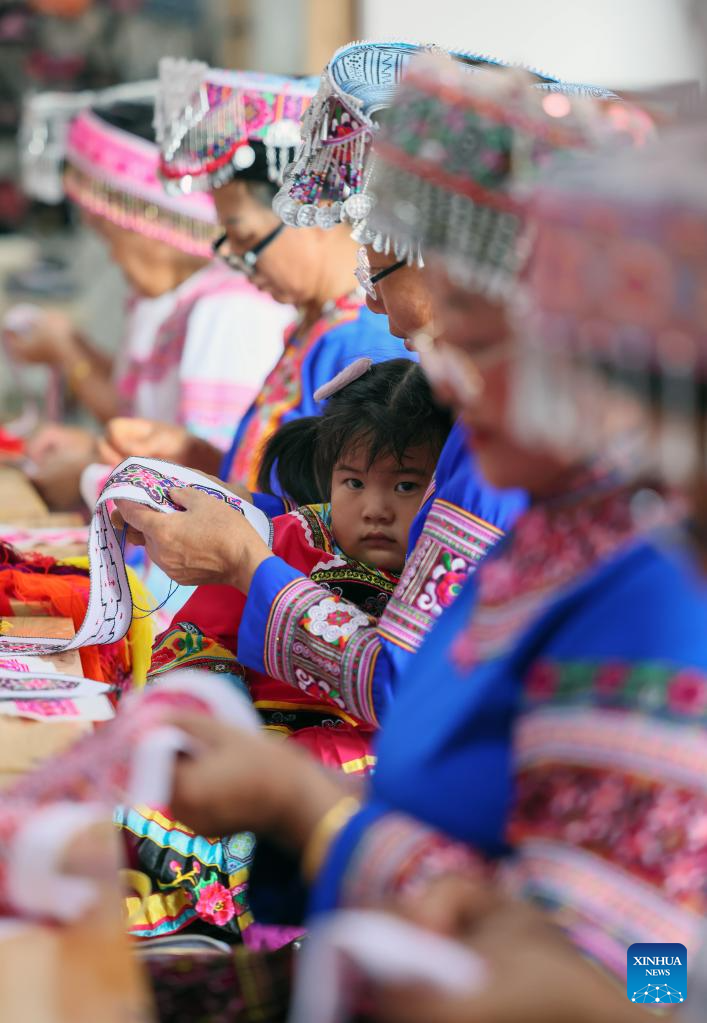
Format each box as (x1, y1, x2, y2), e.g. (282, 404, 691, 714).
(257, 359, 453, 505)
(93, 100, 155, 142)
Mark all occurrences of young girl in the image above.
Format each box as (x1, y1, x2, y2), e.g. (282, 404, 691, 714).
(117, 358, 451, 942)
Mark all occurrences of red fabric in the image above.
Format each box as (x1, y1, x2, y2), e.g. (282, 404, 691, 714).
(0, 427, 23, 455)
(0, 544, 129, 684)
(161, 512, 349, 717)
(153, 510, 380, 774)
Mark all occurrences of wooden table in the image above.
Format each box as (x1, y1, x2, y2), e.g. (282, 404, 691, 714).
(0, 617, 90, 787)
(0, 465, 48, 523)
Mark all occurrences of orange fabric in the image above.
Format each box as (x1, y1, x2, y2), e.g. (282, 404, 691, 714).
(0, 571, 128, 682)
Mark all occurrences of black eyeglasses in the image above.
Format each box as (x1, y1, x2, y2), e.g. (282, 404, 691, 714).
(355, 246, 406, 299)
(212, 222, 285, 275)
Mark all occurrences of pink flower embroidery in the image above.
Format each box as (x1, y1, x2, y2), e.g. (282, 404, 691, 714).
(194, 882, 236, 927)
(595, 663, 629, 696)
(435, 570, 467, 609)
(525, 662, 558, 700)
(667, 671, 707, 715)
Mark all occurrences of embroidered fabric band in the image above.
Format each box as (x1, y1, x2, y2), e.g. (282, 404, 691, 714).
(0, 457, 272, 659)
(65, 107, 217, 258)
(263, 577, 381, 727)
(340, 811, 486, 909)
(378, 500, 504, 653)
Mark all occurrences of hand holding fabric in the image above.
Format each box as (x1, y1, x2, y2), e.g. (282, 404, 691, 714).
(164, 711, 346, 850)
(112, 487, 272, 590)
(371, 892, 652, 1023)
(3, 308, 77, 368)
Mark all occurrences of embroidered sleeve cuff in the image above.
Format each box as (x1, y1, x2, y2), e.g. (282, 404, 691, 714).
(237, 556, 304, 674)
(310, 803, 489, 916)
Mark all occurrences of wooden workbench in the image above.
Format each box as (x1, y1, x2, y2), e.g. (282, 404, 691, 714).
(0, 464, 48, 522)
(0, 617, 90, 787)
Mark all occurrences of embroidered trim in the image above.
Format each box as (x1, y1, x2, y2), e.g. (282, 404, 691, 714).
(230, 298, 362, 490)
(379, 499, 503, 652)
(508, 839, 702, 977)
(514, 708, 707, 792)
(341, 812, 485, 908)
(524, 659, 707, 723)
(263, 577, 380, 726)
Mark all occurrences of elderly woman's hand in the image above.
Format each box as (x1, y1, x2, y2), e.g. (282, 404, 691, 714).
(165, 712, 346, 849)
(112, 487, 272, 591)
(371, 889, 655, 1023)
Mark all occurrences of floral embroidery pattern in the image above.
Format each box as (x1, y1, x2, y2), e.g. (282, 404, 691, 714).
(103, 463, 246, 515)
(523, 660, 707, 722)
(416, 551, 468, 615)
(510, 765, 707, 915)
(149, 622, 240, 680)
(302, 596, 369, 647)
(166, 858, 240, 928)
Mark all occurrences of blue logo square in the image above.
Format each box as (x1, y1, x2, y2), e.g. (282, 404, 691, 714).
(627, 943, 687, 1004)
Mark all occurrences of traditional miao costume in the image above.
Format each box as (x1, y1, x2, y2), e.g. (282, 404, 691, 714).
(235, 42, 641, 736)
(154, 60, 406, 496)
(300, 60, 707, 986)
(64, 99, 290, 453)
(149, 503, 398, 774)
(113, 59, 402, 941)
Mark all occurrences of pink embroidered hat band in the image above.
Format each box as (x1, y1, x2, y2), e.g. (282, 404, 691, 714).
(512, 122, 707, 484)
(20, 80, 158, 205)
(64, 100, 218, 259)
(155, 59, 318, 194)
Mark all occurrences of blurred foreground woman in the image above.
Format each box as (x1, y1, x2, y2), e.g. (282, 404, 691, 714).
(366, 107, 707, 1023)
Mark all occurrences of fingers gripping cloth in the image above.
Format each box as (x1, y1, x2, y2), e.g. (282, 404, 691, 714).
(0, 457, 273, 658)
(0, 671, 260, 923)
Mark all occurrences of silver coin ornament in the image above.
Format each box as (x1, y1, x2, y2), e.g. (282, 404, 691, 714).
(233, 144, 256, 170)
(342, 191, 374, 224)
(296, 204, 319, 227)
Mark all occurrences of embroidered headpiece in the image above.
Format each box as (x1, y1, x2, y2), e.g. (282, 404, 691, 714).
(512, 122, 707, 483)
(20, 80, 158, 205)
(64, 100, 218, 259)
(154, 58, 318, 194)
(368, 54, 651, 299)
(272, 40, 551, 247)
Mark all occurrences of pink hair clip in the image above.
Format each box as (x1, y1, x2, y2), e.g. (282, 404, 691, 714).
(314, 357, 373, 402)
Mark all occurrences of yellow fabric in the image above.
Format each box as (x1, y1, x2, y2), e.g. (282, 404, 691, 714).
(60, 557, 156, 688)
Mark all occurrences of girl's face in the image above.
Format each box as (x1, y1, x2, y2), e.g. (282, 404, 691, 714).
(330, 442, 436, 572)
(213, 181, 353, 306)
(426, 261, 573, 497)
(364, 245, 433, 346)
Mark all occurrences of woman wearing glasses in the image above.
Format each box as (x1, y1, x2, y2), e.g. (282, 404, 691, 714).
(5, 97, 290, 510)
(101, 64, 406, 510)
